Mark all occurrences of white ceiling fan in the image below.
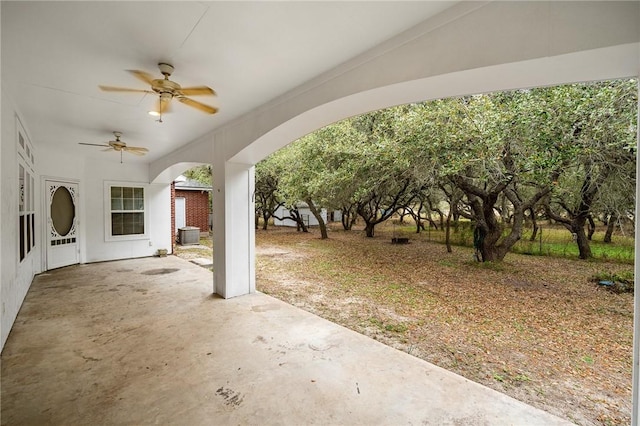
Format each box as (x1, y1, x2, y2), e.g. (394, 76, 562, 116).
(79, 132, 148, 163)
(99, 63, 218, 122)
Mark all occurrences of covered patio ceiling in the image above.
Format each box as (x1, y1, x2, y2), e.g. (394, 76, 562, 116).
(1, 1, 458, 165)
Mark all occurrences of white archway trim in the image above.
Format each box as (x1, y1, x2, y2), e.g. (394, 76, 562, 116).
(230, 43, 639, 165)
(150, 133, 214, 184)
(151, 1, 638, 173)
(211, 0, 638, 165)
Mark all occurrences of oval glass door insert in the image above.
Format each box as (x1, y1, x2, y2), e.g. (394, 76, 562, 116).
(51, 186, 75, 236)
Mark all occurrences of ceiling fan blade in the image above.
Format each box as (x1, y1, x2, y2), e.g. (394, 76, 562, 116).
(124, 147, 149, 156)
(177, 97, 218, 114)
(102, 147, 115, 152)
(127, 70, 156, 85)
(99, 85, 153, 94)
(178, 86, 216, 96)
(79, 143, 110, 147)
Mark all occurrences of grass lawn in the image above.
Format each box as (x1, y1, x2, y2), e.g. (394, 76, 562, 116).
(255, 223, 634, 425)
(390, 221, 635, 264)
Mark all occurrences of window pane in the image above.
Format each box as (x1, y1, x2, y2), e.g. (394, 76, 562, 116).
(31, 214, 35, 247)
(30, 174, 35, 212)
(27, 214, 32, 253)
(134, 212, 144, 234)
(19, 216, 25, 261)
(111, 198, 122, 210)
(19, 165, 24, 212)
(111, 213, 124, 235)
(26, 172, 32, 211)
(109, 186, 144, 237)
(112, 212, 144, 236)
(111, 186, 121, 199)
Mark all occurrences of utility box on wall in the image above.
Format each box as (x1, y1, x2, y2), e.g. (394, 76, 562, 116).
(179, 226, 200, 245)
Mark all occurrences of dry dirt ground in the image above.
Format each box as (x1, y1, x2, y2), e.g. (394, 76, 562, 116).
(252, 224, 633, 426)
(175, 224, 633, 425)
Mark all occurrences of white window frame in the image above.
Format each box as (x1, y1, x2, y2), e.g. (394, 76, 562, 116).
(104, 181, 149, 241)
(17, 115, 36, 263)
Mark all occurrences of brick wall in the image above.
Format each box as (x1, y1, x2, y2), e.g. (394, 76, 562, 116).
(175, 189, 210, 234)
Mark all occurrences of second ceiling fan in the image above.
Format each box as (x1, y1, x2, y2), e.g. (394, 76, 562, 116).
(79, 132, 148, 163)
(99, 63, 218, 120)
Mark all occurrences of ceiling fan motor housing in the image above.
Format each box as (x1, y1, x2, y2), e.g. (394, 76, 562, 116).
(152, 78, 181, 95)
(158, 62, 174, 77)
(109, 141, 126, 150)
(153, 63, 180, 96)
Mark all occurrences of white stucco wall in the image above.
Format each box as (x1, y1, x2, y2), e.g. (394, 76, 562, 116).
(1, 89, 41, 349)
(1, 93, 173, 350)
(82, 159, 171, 263)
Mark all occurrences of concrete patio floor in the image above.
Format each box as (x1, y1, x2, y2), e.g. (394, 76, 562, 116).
(1, 256, 570, 425)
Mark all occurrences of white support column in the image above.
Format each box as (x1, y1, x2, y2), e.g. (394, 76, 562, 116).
(211, 160, 256, 298)
(633, 76, 640, 426)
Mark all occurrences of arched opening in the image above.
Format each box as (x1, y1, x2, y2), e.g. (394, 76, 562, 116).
(172, 165, 214, 271)
(152, 162, 214, 274)
(250, 78, 637, 424)
(157, 5, 638, 419)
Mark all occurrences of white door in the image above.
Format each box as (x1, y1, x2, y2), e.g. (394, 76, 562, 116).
(46, 180, 79, 270)
(175, 197, 186, 230)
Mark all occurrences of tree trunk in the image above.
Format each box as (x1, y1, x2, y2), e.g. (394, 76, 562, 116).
(453, 211, 460, 232)
(424, 215, 438, 230)
(476, 224, 507, 262)
(445, 209, 452, 253)
(500, 194, 511, 224)
(364, 222, 376, 238)
(341, 206, 357, 231)
(341, 212, 351, 230)
(306, 199, 328, 239)
(349, 214, 358, 230)
(573, 222, 592, 259)
(437, 210, 444, 229)
(411, 200, 426, 234)
(261, 211, 270, 230)
(452, 172, 549, 263)
(529, 208, 538, 241)
(604, 213, 617, 243)
(479, 245, 500, 262)
(587, 215, 596, 241)
(398, 209, 407, 223)
(289, 209, 308, 233)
